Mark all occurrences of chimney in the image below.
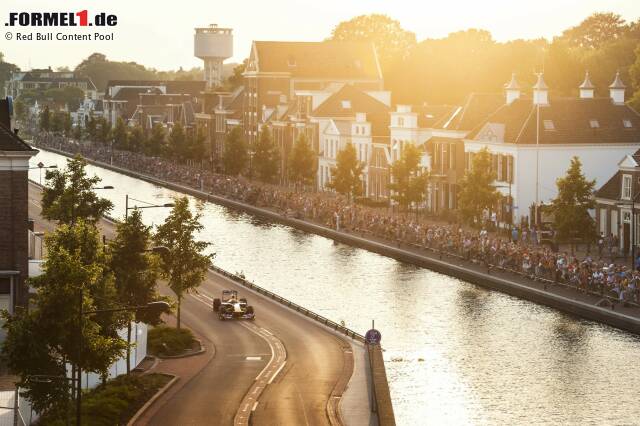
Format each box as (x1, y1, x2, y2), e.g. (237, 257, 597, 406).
(533, 73, 549, 106)
(609, 70, 626, 104)
(504, 73, 521, 104)
(579, 71, 595, 99)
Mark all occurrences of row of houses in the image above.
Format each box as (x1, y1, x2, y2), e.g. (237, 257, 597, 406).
(7, 40, 640, 254)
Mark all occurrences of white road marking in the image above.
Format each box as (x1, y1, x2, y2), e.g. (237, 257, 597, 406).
(267, 361, 287, 385)
(245, 356, 262, 361)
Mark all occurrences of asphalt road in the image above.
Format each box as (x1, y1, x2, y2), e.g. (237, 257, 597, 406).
(28, 182, 353, 426)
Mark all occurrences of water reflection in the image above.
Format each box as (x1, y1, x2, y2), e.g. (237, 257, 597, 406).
(30, 149, 640, 426)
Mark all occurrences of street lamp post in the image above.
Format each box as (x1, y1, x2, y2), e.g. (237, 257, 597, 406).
(75, 297, 170, 426)
(125, 195, 175, 220)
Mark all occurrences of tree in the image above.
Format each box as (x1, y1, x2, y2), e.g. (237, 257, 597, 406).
(288, 133, 316, 187)
(551, 157, 596, 246)
(168, 122, 187, 161)
(186, 127, 206, 161)
(112, 117, 128, 150)
(86, 113, 97, 140)
(457, 148, 499, 224)
(96, 117, 111, 144)
(50, 111, 64, 134)
(41, 155, 114, 224)
(74, 53, 157, 92)
(329, 14, 417, 71)
(13, 97, 28, 123)
(108, 209, 162, 374)
(154, 197, 213, 329)
(388, 144, 428, 212)
(39, 105, 51, 132)
(223, 126, 248, 175)
(560, 12, 629, 49)
(327, 143, 364, 200)
(147, 123, 166, 156)
(2, 221, 126, 415)
(253, 127, 280, 183)
(224, 59, 247, 91)
(63, 112, 72, 137)
(128, 124, 146, 153)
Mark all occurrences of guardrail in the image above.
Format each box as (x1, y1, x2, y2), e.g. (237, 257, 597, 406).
(209, 265, 366, 343)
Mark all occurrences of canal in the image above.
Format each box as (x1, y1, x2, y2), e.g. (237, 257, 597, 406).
(31, 149, 640, 425)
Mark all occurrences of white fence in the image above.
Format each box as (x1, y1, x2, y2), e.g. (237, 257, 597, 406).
(1, 322, 147, 425)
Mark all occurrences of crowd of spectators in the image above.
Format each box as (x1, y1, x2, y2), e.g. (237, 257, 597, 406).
(36, 134, 640, 305)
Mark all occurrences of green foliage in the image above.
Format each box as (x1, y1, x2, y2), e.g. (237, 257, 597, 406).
(388, 144, 427, 211)
(44, 86, 84, 110)
(109, 209, 163, 325)
(63, 112, 72, 137)
(329, 14, 416, 72)
(3, 221, 126, 414)
(13, 97, 28, 123)
(41, 155, 114, 224)
(168, 123, 187, 160)
(327, 143, 364, 200)
(224, 59, 247, 91)
(457, 148, 499, 224)
(95, 117, 111, 144)
(0, 53, 20, 96)
(74, 53, 157, 92)
(288, 133, 316, 187)
(223, 126, 248, 176)
(254, 127, 280, 183)
(112, 117, 128, 150)
(187, 127, 207, 161)
(127, 125, 146, 152)
(39, 105, 51, 132)
(147, 123, 166, 156)
(551, 157, 596, 242)
(559, 12, 629, 49)
(37, 373, 171, 426)
(154, 197, 214, 329)
(50, 111, 64, 133)
(148, 326, 195, 356)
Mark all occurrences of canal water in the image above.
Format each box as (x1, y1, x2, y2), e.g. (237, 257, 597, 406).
(31, 149, 640, 425)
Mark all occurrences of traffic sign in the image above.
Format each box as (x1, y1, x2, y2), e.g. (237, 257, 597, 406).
(365, 328, 381, 345)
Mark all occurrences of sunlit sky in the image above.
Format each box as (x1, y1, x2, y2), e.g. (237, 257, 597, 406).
(2, 0, 639, 71)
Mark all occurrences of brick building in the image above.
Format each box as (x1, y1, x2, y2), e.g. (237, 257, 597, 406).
(0, 98, 38, 312)
(242, 41, 384, 145)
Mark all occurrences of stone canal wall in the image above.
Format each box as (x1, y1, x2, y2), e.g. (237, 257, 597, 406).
(42, 146, 640, 338)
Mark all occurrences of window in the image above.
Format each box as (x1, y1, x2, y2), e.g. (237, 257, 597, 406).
(623, 119, 633, 128)
(341, 100, 351, 109)
(589, 119, 600, 128)
(543, 120, 555, 130)
(398, 117, 404, 127)
(622, 174, 632, 200)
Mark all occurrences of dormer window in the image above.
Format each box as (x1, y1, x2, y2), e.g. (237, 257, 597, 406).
(341, 100, 351, 109)
(623, 119, 633, 128)
(622, 174, 632, 200)
(589, 119, 600, 128)
(543, 120, 555, 131)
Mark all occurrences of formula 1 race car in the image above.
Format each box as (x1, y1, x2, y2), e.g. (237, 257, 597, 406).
(213, 290, 255, 320)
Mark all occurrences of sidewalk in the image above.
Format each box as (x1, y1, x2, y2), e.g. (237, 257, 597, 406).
(131, 316, 214, 425)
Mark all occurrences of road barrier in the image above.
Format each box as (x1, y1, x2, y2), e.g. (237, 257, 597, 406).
(209, 265, 366, 343)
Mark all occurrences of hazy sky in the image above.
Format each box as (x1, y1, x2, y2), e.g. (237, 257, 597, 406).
(2, 0, 639, 71)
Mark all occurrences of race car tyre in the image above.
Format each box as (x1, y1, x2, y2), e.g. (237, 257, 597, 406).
(240, 298, 247, 304)
(213, 298, 221, 312)
(246, 306, 254, 314)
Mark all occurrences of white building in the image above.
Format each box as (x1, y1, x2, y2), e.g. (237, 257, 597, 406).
(465, 72, 640, 225)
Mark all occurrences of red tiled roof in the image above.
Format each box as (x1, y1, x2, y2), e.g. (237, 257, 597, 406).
(252, 41, 382, 80)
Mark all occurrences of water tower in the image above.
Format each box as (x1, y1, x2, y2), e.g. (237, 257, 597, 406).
(194, 24, 233, 90)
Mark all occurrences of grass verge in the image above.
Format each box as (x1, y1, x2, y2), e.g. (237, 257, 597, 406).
(148, 325, 196, 356)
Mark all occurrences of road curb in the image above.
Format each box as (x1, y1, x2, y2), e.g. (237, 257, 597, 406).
(126, 374, 179, 426)
(155, 338, 206, 359)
